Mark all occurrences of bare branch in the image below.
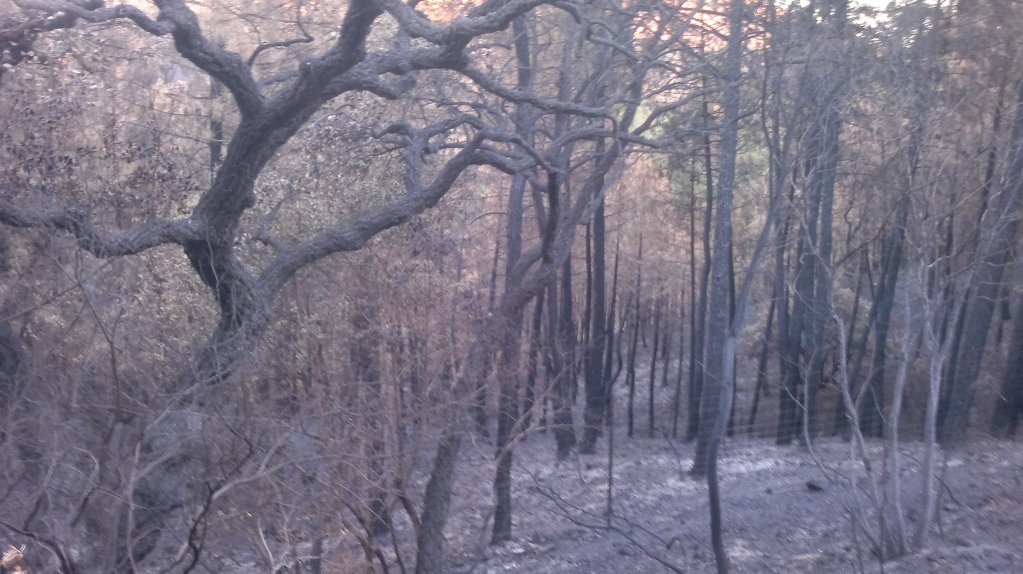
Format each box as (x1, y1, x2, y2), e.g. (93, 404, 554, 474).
(378, 0, 548, 45)
(246, 1, 314, 68)
(0, 199, 199, 257)
(261, 126, 526, 291)
(14, 0, 267, 117)
(12, 0, 170, 35)
(1, 1, 101, 78)
(153, 0, 266, 117)
(461, 65, 610, 116)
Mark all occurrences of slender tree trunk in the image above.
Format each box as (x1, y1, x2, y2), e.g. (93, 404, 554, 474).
(726, 245, 738, 437)
(777, 220, 804, 446)
(491, 167, 528, 543)
(626, 301, 640, 438)
(602, 239, 621, 427)
(831, 246, 867, 437)
(477, 236, 503, 437)
(626, 237, 643, 438)
(685, 169, 698, 440)
(693, 3, 745, 573)
(687, 107, 714, 442)
(672, 297, 687, 438)
(350, 304, 392, 537)
(582, 202, 608, 453)
(560, 256, 578, 443)
(648, 297, 662, 438)
(748, 295, 775, 435)
(792, 185, 820, 442)
(661, 302, 674, 390)
(493, 13, 540, 543)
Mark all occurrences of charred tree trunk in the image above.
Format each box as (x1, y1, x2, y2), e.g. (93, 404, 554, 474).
(687, 110, 715, 442)
(939, 78, 1023, 445)
(492, 314, 524, 544)
(559, 256, 578, 452)
(992, 290, 1023, 437)
(491, 14, 534, 541)
(350, 304, 392, 537)
(522, 291, 545, 431)
(777, 222, 804, 446)
(581, 202, 608, 454)
(548, 272, 575, 459)
(648, 297, 662, 438)
(491, 176, 527, 544)
(415, 424, 465, 574)
(602, 240, 622, 427)
(748, 295, 775, 435)
(804, 99, 839, 443)
(860, 186, 910, 438)
(672, 297, 687, 438)
(691, 5, 745, 574)
(0, 237, 23, 408)
(626, 237, 643, 438)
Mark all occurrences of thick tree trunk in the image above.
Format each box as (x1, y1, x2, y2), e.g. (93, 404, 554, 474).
(601, 241, 621, 428)
(0, 238, 23, 407)
(805, 107, 838, 443)
(522, 291, 545, 431)
(939, 78, 1023, 445)
(415, 427, 464, 574)
(492, 316, 524, 544)
(860, 183, 910, 438)
(992, 290, 1023, 437)
(547, 274, 574, 458)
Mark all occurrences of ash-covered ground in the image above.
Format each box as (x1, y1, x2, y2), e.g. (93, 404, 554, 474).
(435, 431, 1023, 574)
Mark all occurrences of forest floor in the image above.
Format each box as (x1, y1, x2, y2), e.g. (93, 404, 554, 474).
(431, 428, 1023, 574)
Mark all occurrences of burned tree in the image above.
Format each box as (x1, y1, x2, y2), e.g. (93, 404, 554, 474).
(0, 0, 600, 570)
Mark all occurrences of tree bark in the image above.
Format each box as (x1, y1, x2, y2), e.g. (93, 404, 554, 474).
(626, 237, 643, 438)
(581, 201, 608, 454)
(991, 290, 1023, 437)
(648, 298, 662, 438)
(687, 92, 715, 443)
(692, 3, 745, 573)
(860, 171, 910, 438)
(939, 77, 1023, 445)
